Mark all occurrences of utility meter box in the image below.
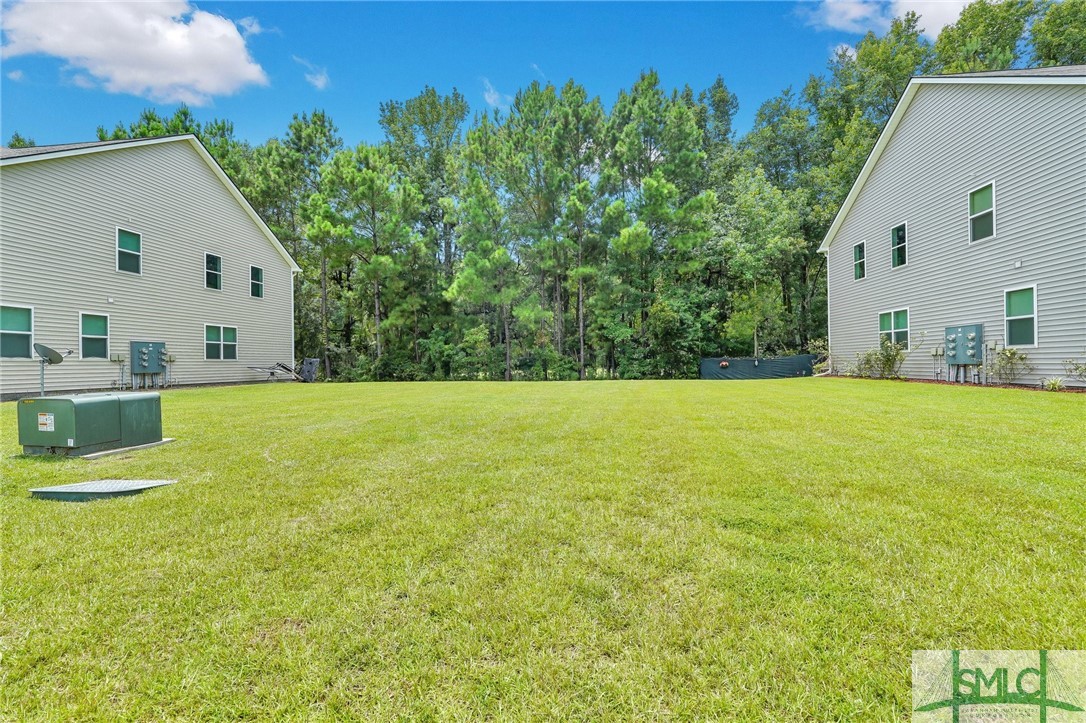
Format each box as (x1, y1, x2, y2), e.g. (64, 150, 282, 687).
(944, 324, 984, 366)
(130, 340, 168, 375)
(17, 392, 162, 456)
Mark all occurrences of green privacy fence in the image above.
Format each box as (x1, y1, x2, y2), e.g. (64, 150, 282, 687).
(699, 355, 818, 380)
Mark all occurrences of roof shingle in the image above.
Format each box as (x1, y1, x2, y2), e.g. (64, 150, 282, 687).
(0, 135, 191, 160)
(922, 64, 1086, 79)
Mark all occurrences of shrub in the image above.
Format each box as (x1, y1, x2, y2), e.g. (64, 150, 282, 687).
(808, 337, 830, 375)
(982, 348, 1034, 384)
(847, 338, 907, 379)
(1041, 377, 1066, 392)
(1062, 358, 1086, 383)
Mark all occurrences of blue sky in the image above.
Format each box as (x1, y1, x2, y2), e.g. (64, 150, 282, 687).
(0, 1, 969, 148)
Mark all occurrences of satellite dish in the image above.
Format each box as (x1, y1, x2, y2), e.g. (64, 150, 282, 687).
(34, 343, 64, 365)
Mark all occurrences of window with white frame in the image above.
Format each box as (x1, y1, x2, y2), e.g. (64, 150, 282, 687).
(117, 229, 141, 274)
(853, 242, 866, 280)
(879, 308, 909, 349)
(80, 313, 109, 359)
(890, 223, 907, 268)
(205, 325, 237, 360)
(969, 183, 995, 242)
(206, 254, 222, 290)
(250, 266, 264, 298)
(1005, 286, 1036, 347)
(0, 305, 33, 358)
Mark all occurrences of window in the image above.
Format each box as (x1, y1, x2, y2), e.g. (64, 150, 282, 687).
(205, 254, 222, 290)
(250, 266, 264, 298)
(205, 325, 237, 360)
(117, 229, 141, 274)
(80, 313, 109, 359)
(853, 242, 866, 280)
(890, 223, 907, 268)
(1005, 286, 1036, 347)
(1, 305, 33, 358)
(879, 308, 910, 349)
(969, 183, 995, 242)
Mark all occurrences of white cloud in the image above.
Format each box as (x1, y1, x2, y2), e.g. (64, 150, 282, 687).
(804, 0, 891, 33)
(833, 42, 857, 60)
(6, 69, 24, 81)
(292, 56, 329, 90)
(893, 0, 970, 34)
(482, 77, 512, 109)
(803, 0, 968, 37)
(530, 63, 546, 79)
(0, 1, 268, 105)
(237, 16, 264, 37)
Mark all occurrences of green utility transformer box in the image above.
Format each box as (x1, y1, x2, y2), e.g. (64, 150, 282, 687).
(17, 392, 162, 456)
(944, 324, 984, 366)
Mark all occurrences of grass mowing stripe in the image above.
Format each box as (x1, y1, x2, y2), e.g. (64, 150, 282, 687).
(1, 378, 1083, 719)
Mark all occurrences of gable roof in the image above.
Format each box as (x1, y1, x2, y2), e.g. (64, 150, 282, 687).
(930, 64, 1086, 78)
(0, 135, 301, 272)
(0, 137, 152, 160)
(818, 64, 1086, 254)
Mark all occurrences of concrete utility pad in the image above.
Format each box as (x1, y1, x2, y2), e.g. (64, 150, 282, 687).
(30, 479, 178, 502)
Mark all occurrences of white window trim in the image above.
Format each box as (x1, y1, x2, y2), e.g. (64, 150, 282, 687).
(78, 311, 110, 360)
(968, 181, 996, 244)
(205, 252, 223, 291)
(878, 306, 910, 350)
(116, 227, 143, 276)
(853, 241, 866, 281)
(0, 303, 34, 359)
(250, 265, 264, 298)
(890, 221, 908, 269)
(1003, 284, 1037, 349)
(203, 323, 238, 361)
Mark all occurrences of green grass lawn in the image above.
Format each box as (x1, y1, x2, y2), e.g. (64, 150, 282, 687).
(2, 379, 1084, 720)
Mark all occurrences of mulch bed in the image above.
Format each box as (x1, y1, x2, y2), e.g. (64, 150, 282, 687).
(836, 376, 1086, 394)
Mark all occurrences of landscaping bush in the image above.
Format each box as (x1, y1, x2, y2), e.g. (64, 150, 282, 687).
(846, 338, 907, 379)
(1042, 377, 1066, 392)
(808, 337, 829, 375)
(982, 347, 1034, 384)
(1062, 358, 1086, 383)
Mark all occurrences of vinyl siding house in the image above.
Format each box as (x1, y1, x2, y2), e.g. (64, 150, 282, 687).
(819, 66, 1086, 386)
(0, 135, 300, 397)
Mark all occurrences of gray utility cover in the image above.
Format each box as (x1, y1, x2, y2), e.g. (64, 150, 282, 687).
(30, 479, 177, 502)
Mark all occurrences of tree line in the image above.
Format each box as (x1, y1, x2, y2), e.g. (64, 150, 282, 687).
(11, 0, 1084, 380)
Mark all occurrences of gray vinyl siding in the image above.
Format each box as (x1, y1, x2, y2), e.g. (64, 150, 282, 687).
(0, 140, 294, 396)
(826, 82, 1086, 386)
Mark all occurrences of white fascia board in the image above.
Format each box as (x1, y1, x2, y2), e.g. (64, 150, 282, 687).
(1, 134, 301, 273)
(0, 135, 187, 167)
(818, 74, 1085, 255)
(181, 137, 302, 273)
(817, 82, 919, 254)
(916, 75, 1085, 86)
